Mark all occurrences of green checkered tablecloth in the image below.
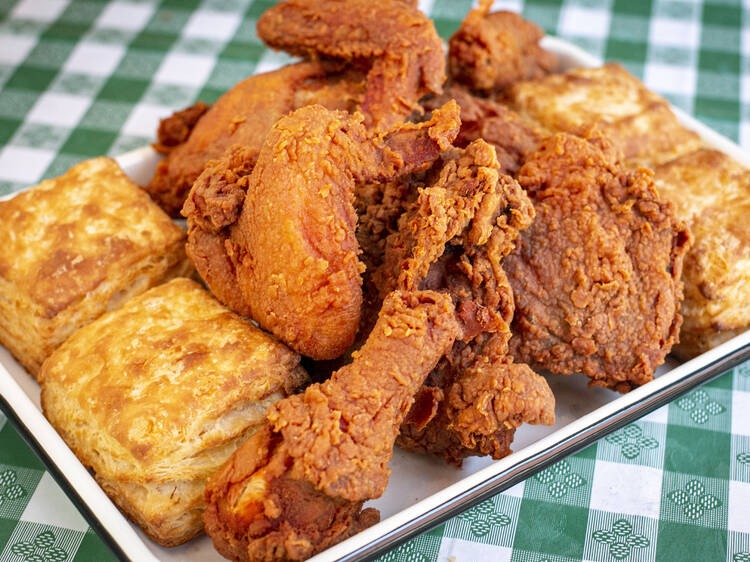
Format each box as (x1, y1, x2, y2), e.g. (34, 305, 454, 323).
(0, 0, 748, 560)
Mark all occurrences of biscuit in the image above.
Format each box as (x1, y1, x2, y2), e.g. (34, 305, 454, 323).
(507, 63, 701, 168)
(653, 149, 750, 358)
(39, 278, 309, 547)
(0, 157, 193, 377)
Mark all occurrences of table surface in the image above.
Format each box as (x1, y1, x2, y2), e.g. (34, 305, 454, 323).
(0, 0, 749, 561)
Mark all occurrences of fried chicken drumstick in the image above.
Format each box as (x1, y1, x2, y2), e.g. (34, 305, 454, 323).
(183, 102, 460, 360)
(204, 290, 461, 561)
(366, 140, 554, 463)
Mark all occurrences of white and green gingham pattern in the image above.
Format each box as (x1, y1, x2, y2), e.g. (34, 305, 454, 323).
(0, 1, 748, 560)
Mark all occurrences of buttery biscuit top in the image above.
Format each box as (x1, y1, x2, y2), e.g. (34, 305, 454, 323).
(0, 157, 185, 319)
(40, 278, 308, 482)
(507, 62, 701, 167)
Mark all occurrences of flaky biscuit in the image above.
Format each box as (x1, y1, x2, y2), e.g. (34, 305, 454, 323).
(0, 157, 193, 376)
(653, 149, 750, 358)
(507, 63, 701, 168)
(40, 278, 309, 547)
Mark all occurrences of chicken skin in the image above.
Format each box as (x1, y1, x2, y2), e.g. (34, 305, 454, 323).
(147, 0, 445, 216)
(147, 63, 363, 216)
(448, 0, 558, 93)
(183, 102, 461, 360)
(203, 290, 461, 561)
(505, 133, 690, 392)
(257, 0, 445, 130)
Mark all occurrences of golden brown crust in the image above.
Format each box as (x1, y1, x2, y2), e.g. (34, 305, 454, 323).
(504, 133, 690, 391)
(257, 0, 445, 130)
(152, 101, 210, 156)
(184, 102, 460, 360)
(40, 278, 308, 547)
(653, 149, 750, 358)
(145, 62, 356, 216)
(507, 63, 701, 168)
(204, 290, 461, 561)
(448, 0, 558, 93)
(0, 157, 192, 377)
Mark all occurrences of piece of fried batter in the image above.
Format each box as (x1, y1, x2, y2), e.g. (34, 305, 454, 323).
(203, 290, 460, 561)
(448, 0, 558, 93)
(505, 133, 690, 392)
(183, 102, 460, 360)
(422, 84, 545, 175)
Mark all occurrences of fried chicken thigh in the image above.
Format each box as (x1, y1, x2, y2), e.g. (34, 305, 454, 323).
(448, 0, 558, 93)
(204, 290, 461, 561)
(183, 102, 460, 360)
(505, 133, 690, 392)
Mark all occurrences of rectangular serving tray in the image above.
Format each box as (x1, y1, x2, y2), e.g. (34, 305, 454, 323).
(1, 36, 750, 562)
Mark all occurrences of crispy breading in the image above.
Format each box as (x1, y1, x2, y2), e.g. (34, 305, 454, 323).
(203, 290, 460, 561)
(146, 62, 364, 216)
(257, 0, 445, 130)
(505, 133, 690, 392)
(422, 84, 545, 175)
(367, 140, 554, 464)
(183, 103, 461, 360)
(448, 0, 558, 93)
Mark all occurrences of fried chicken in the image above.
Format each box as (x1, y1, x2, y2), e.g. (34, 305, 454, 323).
(257, 0, 445, 130)
(147, 62, 362, 215)
(504, 133, 690, 392)
(366, 140, 554, 464)
(203, 290, 461, 561)
(146, 0, 446, 216)
(183, 102, 461, 360)
(448, 0, 558, 93)
(506, 63, 702, 169)
(151, 101, 210, 156)
(422, 84, 545, 176)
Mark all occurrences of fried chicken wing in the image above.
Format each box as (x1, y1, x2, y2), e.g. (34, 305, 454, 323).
(505, 133, 690, 392)
(184, 102, 460, 360)
(203, 290, 461, 561)
(148, 0, 446, 216)
(257, 0, 445, 130)
(448, 0, 558, 93)
(422, 84, 545, 176)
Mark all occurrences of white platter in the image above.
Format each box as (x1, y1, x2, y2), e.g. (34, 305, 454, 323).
(1, 35, 750, 562)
